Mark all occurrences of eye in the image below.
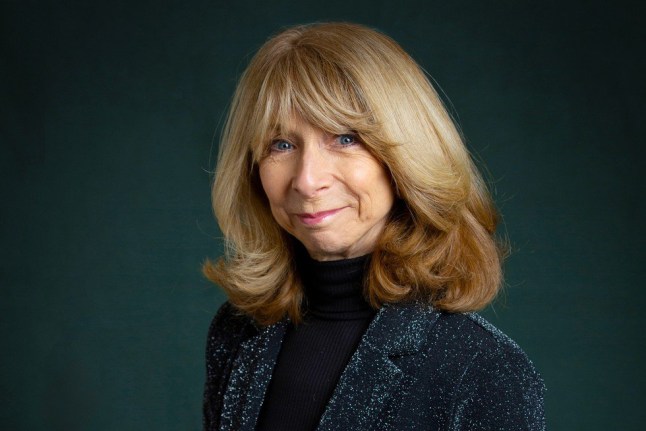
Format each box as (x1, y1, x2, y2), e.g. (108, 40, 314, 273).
(269, 139, 294, 152)
(336, 134, 359, 146)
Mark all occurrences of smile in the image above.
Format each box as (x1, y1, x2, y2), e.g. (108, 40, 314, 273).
(296, 208, 345, 226)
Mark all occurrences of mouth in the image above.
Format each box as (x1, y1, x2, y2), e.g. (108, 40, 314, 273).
(296, 208, 345, 226)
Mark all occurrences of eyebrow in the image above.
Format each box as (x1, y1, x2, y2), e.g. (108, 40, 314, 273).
(271, 129, 298, 141)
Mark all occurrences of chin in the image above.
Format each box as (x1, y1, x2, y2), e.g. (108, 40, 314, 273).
(301, 242, 349, 261)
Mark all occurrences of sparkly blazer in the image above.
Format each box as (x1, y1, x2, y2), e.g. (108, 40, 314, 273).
(203, 301, 546, 431)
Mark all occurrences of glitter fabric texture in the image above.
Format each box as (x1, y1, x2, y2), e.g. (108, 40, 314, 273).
(203, 302, 546, 430)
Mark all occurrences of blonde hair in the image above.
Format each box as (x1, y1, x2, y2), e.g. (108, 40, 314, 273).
(204, 22, 503, 326)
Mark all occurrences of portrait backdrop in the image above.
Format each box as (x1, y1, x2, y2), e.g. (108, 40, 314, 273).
(1, 0, 644, 429)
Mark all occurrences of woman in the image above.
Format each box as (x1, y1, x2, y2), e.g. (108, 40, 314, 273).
(203, 22, 545, 431)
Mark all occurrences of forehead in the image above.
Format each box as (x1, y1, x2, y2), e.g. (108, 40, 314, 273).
(265, 86, 364, 135)
(272, 115, 338, 140)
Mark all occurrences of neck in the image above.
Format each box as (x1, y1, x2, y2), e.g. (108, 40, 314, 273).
(297, 252, 374, 320)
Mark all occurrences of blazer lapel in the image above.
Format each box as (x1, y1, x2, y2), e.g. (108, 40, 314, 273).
(317, 303, 440, 431)
(220, 321, 286, 431)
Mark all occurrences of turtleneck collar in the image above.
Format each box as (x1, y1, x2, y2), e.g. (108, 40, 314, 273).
(297, 252, 375, 321)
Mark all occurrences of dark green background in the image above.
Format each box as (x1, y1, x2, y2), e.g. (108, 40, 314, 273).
(2, 0, 644, 429)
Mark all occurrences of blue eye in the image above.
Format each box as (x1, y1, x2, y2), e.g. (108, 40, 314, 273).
(337, 134, 358, 146)
(270, 139, 294, 152)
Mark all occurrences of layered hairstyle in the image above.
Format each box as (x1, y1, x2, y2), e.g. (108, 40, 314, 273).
(204, 22, 504, 326)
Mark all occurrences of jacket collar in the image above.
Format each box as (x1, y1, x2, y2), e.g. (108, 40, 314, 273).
(218, 320, 284, 431)
(317, 302, 440, 430)
(219, 302, 440, 431)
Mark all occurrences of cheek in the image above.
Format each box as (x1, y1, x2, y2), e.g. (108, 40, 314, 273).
(373, 181, 395, 216)
(258, 163, 292, 230)
(353, 162, 394, 208)
(258, 163, 282, 204)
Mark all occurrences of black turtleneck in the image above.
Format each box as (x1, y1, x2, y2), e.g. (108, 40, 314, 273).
(255, 254, 376, 431)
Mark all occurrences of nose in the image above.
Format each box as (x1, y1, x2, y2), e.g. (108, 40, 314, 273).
(291, 145, 332, 198)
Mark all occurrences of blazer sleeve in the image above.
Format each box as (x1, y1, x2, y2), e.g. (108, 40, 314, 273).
(203, 302, 255, 431)
(448, 323, 546, 431)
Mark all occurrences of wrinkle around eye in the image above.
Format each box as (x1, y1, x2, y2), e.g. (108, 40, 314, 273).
(269, 139, 295, 153)
(335, 133, 362, 147)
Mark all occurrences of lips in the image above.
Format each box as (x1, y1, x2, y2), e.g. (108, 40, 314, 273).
(296, 208, 344, 226)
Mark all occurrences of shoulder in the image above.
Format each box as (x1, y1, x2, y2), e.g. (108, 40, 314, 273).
(433, 311, 541, 373)
(462, 312, 541, 374)
(204, 302, 257, 391)
(382, 303, 544, 389)
(205, 301, 257, 365)
(431, 311, 546, 430)
(424, 309, 545, 392)
(203, 302, 257, 429)
(386, 304, 546, 430)
(207, 301, 256, 342)
(392, 304, 539, 371)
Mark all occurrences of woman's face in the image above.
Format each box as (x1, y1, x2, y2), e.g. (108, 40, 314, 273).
(258, 116, 395, 261)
